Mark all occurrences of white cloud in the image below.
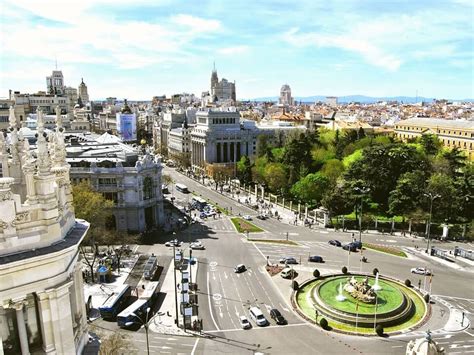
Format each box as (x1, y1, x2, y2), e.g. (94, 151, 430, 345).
(217, 45, 249, 55)
(170, 14, 221, 32)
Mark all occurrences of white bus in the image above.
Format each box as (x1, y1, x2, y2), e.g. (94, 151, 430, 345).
(175, 183, 189, 193)
(117, 281, 160, 328)
(99, 284, 131, 320)
(143, 255, 158, 280)
(191, 196, 207, 210)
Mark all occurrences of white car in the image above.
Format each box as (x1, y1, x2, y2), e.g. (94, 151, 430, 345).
(242, 215, 252, 221)
(190, 242, 205, 250)
(165, 239, 182, 247)
(411, 267, 432, 275)
(239, 315, 251, 329)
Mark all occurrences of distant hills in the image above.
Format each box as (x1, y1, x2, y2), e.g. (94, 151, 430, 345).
(248, 95, 474, 104)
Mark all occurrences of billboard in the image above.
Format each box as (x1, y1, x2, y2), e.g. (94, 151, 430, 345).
(116, 113, 136, 141)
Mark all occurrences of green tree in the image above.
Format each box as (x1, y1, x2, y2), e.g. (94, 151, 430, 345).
(321, 182, 356, 216)
(236, 155, 253, 184)
(283, 132, 314, 179)
(426, 173, 458, 222)
(256, 135, 271, 158)
(442, 147, 467, 178)
(419, 134, 442, 156)
(345, 143, 428, 213)
(264, 163, 287, 192)
(388, 171, 427, 218)
(290, 173, 329, 205)
(252, 156, 268, 184)
(320, 159, 345, 185)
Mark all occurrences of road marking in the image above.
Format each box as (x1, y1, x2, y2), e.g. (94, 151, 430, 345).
(435, 295, 474, 302)
(207, 272, 220, 331)
(190, 338, 199, 355)
(224, 271, 228, 279)
(212, 293, 222, 301)
(280, 303, 289, 312)
(205, 322, 307, 333)
(319, 231, 329, 234)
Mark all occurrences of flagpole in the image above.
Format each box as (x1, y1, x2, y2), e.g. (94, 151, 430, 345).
(348, 249, 351, 269)
(359, 249, 363, 273)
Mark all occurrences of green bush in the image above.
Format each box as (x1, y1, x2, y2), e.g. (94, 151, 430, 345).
(375, 324, 384, 336)
(319, 317, 329, 330)
(405, 279, 411, 287)
(313, 269, 320, 278)
(373, 268, 379, 276)
(342, 266, 348, 274)
(292, 280, 299, 290)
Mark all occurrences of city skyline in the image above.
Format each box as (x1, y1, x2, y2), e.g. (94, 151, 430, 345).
(1, 0, 473, 100)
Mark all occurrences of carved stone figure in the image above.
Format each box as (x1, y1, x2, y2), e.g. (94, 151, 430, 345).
(343, 276, 376, 303)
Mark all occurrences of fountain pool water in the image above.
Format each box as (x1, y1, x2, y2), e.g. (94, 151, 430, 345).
(335, 282, 346, 301)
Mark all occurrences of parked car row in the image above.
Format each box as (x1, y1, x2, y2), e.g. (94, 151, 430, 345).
(240, 306, 287, 328)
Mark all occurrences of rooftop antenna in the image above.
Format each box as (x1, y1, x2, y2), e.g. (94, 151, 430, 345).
(55, 55, 58, 70)
(213, 61, 216, 71)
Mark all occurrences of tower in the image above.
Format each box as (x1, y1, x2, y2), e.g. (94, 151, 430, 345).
(77, 78, 89, 104)
(210, 63, 218, 100)
(46, 70, 65, 96)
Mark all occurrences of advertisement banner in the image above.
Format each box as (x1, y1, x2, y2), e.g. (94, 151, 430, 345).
(116, 113, 136, 141)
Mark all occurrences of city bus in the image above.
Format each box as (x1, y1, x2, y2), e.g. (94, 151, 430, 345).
(191, 196, 207, 211)
(117, 281, 160, 328)
(175, 183, 189, 193)
(99, 284, 131, 321)
(143, 254, 158, 280)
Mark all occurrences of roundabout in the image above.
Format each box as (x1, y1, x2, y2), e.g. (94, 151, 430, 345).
(294, 273, 428, 335)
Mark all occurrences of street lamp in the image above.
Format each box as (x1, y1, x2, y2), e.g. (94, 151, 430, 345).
(354, 187, 370, 243)
(424, 192, 440, 253)
(125, 307, 151, 355)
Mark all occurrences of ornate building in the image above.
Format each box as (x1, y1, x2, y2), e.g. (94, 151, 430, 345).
(46, 70, 65, 96)
(0, 106, 90, 354)
(210, 67, 236, 103)
(279, 84, 293, 106)
(77, 78, 89, 105)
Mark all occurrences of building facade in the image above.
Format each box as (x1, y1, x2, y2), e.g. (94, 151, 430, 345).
(279, 84, 293, 106)
(77, 78, 89, 104)
(0, 107, 90, 355)
(210, 69, 236, 103)
(46, 70, 65, 95)
(394, 117, 474, 160)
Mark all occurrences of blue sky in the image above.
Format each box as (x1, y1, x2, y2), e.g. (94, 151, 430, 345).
(0, 0, 473, 100)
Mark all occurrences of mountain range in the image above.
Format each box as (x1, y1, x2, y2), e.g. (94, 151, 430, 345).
(247, 95, 474, 104)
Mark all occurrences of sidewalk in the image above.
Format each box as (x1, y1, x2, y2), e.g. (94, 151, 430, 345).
(148, 256, 199, 336)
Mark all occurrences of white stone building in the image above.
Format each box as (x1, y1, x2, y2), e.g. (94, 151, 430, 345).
(279, 84, 293, 106)
(210, 68, 236, 103)
(0, 107, 90, 354)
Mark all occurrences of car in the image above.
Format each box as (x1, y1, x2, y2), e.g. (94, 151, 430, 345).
(239, 315, 251, 329)
(352, 240, 363, 249)
(190, 242, 205, 250)
(342, 243, 358, 252)
(199, 212, 207, 219)
(165, 239, 182, 247)
(279, 257, 298, 264)
(242, 215, 252, 221)
(269, 309, 287, 325)
(308, 255, 324, 263)
(328, 240, 341, 247)
(411, 267, 432, 275)
(256, 214, 268, 220)
(234, 264, 247, 273)
(280, 268, 297, 279)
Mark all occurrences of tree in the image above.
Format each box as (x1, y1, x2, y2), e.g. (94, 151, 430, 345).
(256, 135, 271, 158)
(426, 173, 458, 222)
(162, 174, 174, 187)
(290, 173, 329, 206)
(236, 155, 252, 184)
(96, 330, 137, 355)
(264, 163, 287, 192)
(388, 170, 427, 218)
(252, 156, 268, 184)
(72, 181, 115, 282)
(420, 134, 442, 156)
(321, 182, 356, 216)
(283, 132, 314, 180)
(442, 147, 467, 178)
(173, 152, 191, 169)
(320, 159, 345, 185)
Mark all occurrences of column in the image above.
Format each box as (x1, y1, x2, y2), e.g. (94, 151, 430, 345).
(216, 143, 221, 163)
(12, 301, 30, 355)
(47, 282, 75, 354)
(227, 142, 231, 163)
(36, 292, 56, 353)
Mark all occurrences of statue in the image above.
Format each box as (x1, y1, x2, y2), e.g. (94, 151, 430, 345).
(343, 276, 376, 303)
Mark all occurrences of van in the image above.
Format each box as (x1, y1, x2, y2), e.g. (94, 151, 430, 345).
(280, 268, 296, 279)
(249, 307, 268, 326)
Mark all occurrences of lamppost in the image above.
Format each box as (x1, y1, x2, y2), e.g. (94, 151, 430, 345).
(424, 192, 440, 253)
(354, 187, 370, 243)
(125, 307, 151, 355)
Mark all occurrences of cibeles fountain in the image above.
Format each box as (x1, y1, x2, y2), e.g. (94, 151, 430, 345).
(295, 272, 428, 335)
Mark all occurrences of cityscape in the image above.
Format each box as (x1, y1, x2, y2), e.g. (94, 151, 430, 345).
(0, 1, 473, 355)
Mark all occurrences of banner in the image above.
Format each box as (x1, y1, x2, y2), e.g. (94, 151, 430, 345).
(116, 113, 136, 141)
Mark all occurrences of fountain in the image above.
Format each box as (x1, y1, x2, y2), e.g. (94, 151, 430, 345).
(372, 273, 382, 291)
(336, 282, 346, 301)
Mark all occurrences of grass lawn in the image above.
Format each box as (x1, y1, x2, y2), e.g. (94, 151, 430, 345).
(231, 217, 264, 233)
(248, 238, 299, 246)
(363, 243, 407, 258)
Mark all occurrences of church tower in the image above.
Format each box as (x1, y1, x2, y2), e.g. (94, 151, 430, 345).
(78, 78, 89, 104)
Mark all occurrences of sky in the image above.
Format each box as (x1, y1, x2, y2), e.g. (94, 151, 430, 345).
(0, 0, 473, 100)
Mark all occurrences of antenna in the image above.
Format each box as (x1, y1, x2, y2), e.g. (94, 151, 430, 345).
(213, 61, 216, 71)
(55, 55, 58, 70)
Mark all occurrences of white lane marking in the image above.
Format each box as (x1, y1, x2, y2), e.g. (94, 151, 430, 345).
(205, 322, 307, 333)
(252, 243, 268, 261)
(224, 271, 228, 279)
(212, 293, 222, 301)
(207, 272, 220, 331)
(280, 303, 290, 312)
(264, 304, 272, 313)
(191, 338, 199, 355)
(319, 231, 329, 234)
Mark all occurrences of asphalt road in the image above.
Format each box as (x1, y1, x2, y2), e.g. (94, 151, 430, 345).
(128, 167, 474, 354)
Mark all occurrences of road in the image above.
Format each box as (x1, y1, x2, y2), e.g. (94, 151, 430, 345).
(129, 167, 474, 354)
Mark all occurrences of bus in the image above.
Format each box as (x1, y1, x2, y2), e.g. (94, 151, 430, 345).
(175, 183, 189, 193)
(143, 255, 158, 280)
(99, 284, 131, 321)
(117, 281, 160, 328)
(191, 196, 207, 211)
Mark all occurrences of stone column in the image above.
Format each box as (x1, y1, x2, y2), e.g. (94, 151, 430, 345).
(227, 141, 231, 163)
(36, 292, 56, 353)
(47, 282, 75, 354)
(12, 300, 30, 355)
